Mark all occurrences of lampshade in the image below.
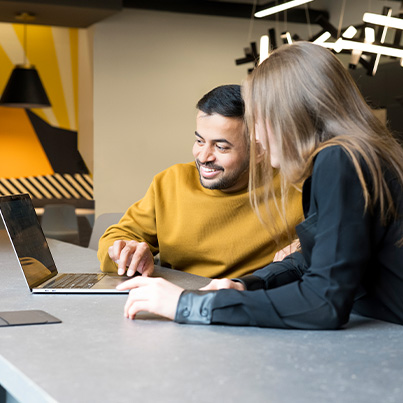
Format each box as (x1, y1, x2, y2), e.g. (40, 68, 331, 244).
(0, 65, 51, 108)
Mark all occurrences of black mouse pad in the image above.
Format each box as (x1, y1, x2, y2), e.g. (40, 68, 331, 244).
(0, 310, 62, 327)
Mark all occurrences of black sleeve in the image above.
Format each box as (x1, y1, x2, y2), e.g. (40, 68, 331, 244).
(175, 147, 372, 329)
(237, 252, 308, 290)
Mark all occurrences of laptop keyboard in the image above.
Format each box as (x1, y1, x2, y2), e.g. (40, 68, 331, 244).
(44, 273, 106, 289)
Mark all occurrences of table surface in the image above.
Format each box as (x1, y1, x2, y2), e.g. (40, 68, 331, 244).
(0, 228, 403, 403)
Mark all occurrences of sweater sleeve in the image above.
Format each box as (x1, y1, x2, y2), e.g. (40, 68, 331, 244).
(97, 180, 159, 273)
(175, 147, 372, 329)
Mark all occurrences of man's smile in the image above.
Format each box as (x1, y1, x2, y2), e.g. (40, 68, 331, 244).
(200, 166, 221, 179)
(196, 161, 224, 179)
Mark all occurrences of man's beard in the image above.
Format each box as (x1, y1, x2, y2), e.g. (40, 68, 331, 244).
(195, 159, 249, 191)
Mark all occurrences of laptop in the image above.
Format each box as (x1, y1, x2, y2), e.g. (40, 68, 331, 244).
(0, 193, 130, 294)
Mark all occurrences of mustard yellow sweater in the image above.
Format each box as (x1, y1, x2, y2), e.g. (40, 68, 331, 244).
(98, 162, 302, 278)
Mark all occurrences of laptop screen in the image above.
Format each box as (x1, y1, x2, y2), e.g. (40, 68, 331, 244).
(0, 194, 57, 288)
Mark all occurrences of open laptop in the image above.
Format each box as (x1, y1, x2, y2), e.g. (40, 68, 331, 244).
(0, 193, 130, 294)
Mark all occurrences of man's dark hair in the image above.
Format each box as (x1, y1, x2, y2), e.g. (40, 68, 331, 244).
(196, 84, 244, 118)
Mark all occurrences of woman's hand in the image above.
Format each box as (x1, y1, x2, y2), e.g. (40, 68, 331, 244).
(116, 277, 183, 320)
(200, 278, 245, 291)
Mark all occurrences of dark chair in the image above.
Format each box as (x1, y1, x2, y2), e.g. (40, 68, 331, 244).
(88, 212, 123, 250)
(41, 204, 79, 244)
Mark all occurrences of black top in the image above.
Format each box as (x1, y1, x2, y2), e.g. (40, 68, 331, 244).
(175, 146, 403, 328)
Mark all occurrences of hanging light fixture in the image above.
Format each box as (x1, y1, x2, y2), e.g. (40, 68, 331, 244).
(255, 0, 314, 19)
(363, 12, 403, 30)
(0, 12, 51, 108)
(259, 35, 270, 64)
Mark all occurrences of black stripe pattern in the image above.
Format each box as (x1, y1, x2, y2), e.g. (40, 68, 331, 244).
(0, 174, 93, 200)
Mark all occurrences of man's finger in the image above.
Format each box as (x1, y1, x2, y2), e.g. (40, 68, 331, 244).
(112, 240, 125, 259)
(111, 240, 128, 274)
(141, 262, 154, 277)
(118, 243, 136, 274)
(126, 249, 144, 276)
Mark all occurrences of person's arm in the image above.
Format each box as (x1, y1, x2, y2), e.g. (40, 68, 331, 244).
(175, 147, 372, 329)
(201, 251, 307, 291)
(116, 252, 308, 320)
(235, 251, 307, 290)
(97, 181, 159, 276)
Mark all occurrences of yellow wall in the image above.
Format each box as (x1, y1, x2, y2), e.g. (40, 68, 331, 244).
(0, 107, 53, 178)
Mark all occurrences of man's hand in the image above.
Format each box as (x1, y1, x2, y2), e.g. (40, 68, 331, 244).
(200, 278, 245, 291)
(116, 277, 183, 320)
(108, 240, 154, 277)
(273, 239, 300, 262)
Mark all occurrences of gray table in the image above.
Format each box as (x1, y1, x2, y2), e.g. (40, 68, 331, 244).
(0, 229, 402, 403)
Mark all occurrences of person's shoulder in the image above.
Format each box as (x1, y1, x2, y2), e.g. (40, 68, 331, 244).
(310, 145, 359, 191)
(315, 145, 348, 163)
(313, 145, 353, 173)
(154, 162, 197, 182)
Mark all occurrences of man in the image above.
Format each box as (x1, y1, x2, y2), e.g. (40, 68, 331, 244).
(97, 85, 302, 278)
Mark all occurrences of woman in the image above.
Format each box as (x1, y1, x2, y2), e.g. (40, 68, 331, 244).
(117, 42, 403, 329)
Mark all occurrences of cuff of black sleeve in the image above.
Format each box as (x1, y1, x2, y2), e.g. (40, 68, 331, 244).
(233, 275, 265, 291)
(174, 290, 216, 325)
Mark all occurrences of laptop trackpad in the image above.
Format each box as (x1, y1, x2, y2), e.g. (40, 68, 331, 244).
(91, 274, 133, 290)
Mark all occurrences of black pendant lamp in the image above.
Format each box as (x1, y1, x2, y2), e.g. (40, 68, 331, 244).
(0, 13, 51, 108)
(0, 65, 51, 108)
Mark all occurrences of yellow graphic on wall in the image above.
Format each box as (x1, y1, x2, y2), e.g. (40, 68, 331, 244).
(0, 22, 79, 178)
(0, 23, 78, 130)
(0, 107, 54, 177)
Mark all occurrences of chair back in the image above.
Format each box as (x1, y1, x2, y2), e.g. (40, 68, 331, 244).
(41, 204, 79, 244)
(88, 212, 124, 250)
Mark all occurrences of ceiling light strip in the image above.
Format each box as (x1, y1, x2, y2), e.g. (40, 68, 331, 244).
(321, 39, 403, 58)
(363, 12, 403, 30)
(259, 35, 269, 64)
(255, 0, 314, 19)
(313, 31, 332, 44)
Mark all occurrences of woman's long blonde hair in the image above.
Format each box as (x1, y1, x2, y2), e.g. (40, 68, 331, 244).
(243, 41, 403, 240)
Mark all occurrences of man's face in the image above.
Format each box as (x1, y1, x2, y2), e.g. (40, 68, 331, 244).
(192, 111, 249, 193)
